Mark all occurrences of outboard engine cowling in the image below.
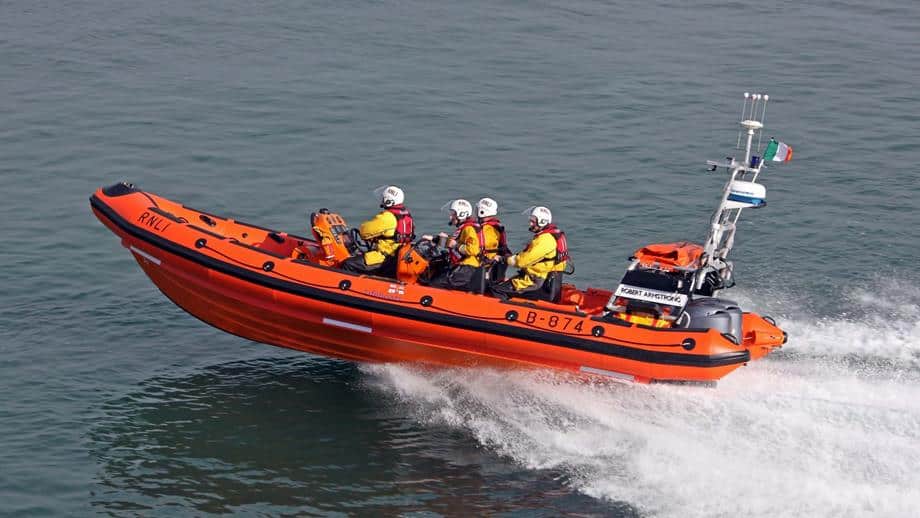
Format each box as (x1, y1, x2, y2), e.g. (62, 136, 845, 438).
(678, 297, 743, 343)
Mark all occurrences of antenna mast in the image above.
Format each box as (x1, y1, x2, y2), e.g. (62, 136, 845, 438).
(697, 93, 770, 294)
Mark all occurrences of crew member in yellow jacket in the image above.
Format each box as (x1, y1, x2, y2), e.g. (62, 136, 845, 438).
(341, 185, 414, 277)
(491, 206, 569, 301)
(476, 197, 511, 281)
(428, 199, 483, 291)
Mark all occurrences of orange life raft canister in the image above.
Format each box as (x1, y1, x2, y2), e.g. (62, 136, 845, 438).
(632, 241, 704, 271)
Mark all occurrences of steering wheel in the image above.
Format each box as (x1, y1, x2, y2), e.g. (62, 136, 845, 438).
(346, 228, 371, 254)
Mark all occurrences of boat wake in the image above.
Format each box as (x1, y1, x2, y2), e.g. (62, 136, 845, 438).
(362, 281, 920, 517)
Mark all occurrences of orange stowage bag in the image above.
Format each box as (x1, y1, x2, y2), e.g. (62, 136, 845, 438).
(580, 287, 613, 315)
(633, 242, 703, 271)
(560, 284, 584, 306)
(559, 285, 611, 315)
(396, 244, 430, 283)
(255, 232, 300, 257)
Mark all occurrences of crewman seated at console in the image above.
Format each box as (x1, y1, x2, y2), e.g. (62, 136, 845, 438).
(340, 185, 414, 277)
(490, 206, 569, 302)
(427, 199, 484, 292)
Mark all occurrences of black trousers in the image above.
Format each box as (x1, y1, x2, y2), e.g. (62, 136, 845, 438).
(428, 265, 477, 291)
(489, 275, 545, 300)
(487, 261, 508, 283)
(340, 254, 396, 277)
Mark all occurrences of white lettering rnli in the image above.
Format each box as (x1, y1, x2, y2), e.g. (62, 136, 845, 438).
(614, 284, 687, 306)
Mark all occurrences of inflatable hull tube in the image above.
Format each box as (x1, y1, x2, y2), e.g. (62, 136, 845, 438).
(89, 183, 786, 384)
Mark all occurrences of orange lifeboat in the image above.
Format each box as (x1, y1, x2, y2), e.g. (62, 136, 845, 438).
(90, 183, 785, 385)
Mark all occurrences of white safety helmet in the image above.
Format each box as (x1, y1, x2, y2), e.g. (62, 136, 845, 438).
(477, 197, 498, 218)
(374, 185, 404, 208)
(523, 205, 552, 231)
(442, 199, 473, 223)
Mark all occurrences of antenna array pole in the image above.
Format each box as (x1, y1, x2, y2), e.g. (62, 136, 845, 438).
(736, 92, 749, 149)
(701, 92, 770, 279)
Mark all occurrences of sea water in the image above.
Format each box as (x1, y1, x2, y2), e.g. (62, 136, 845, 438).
(2, 0, 919, 515)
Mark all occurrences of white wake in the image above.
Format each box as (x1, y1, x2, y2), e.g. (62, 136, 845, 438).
(362, 281, 920, 517)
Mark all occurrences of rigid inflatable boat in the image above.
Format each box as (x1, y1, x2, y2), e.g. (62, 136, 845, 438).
(91, 94, 787, 384)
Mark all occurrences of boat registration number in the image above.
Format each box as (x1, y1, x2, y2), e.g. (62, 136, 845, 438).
(523, 311, 585, 332)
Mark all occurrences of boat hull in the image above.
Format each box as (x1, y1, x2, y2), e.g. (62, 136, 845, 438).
(91, 184, 779, 384)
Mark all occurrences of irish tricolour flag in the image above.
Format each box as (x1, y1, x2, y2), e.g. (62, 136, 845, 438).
(763, 138, 793, 162)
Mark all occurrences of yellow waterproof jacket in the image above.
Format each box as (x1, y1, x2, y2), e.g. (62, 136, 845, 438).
(454, 224, 482, 267)
(509, 232, 567, 290)
(358, 211, 398, 266)
(481, 224, 504, 261)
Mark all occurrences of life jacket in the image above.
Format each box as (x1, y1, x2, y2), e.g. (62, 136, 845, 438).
(535, 224, 569, 265)
(480, 217, 510, 256)
(449, 219, 485, 266)
(385, 205, 415, 244)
